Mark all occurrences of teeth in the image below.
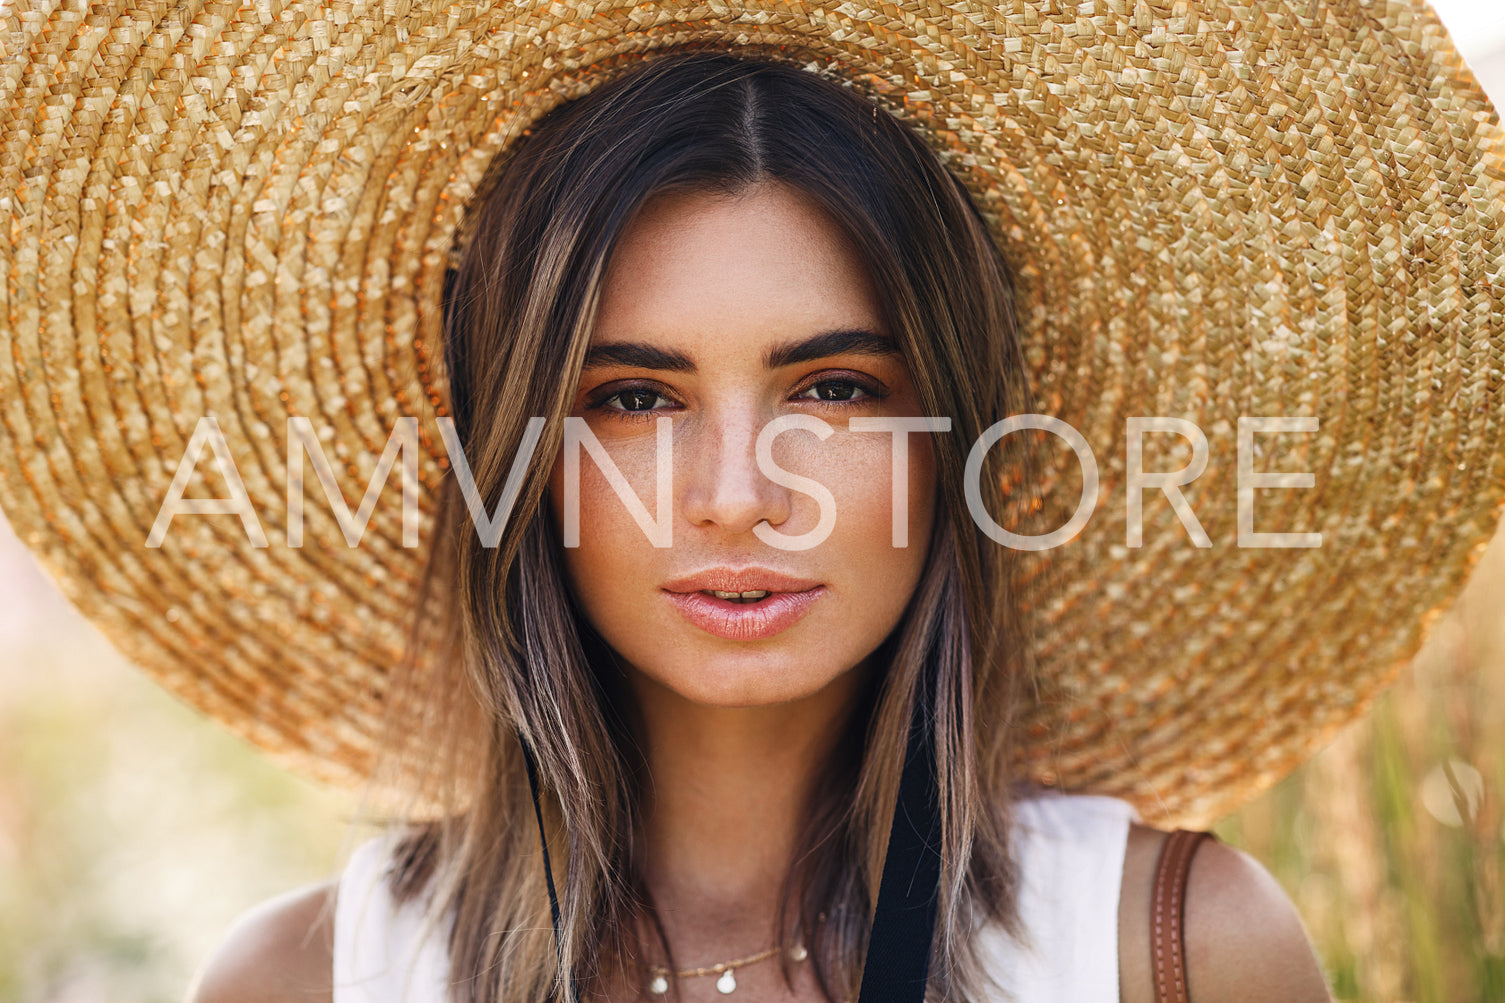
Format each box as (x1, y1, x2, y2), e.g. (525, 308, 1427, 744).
(708, 589, 771, 601)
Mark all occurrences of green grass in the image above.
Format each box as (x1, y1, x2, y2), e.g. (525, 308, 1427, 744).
(1226, 528, 1505, 1002)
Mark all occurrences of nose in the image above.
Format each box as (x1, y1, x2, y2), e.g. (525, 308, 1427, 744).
(679, 407, 793, 536)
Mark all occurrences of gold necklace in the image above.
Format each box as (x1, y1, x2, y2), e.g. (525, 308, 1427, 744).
(642, 942, 809, 995)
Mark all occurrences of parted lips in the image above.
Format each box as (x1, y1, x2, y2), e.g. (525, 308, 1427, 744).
(1, 0, 1504, 826)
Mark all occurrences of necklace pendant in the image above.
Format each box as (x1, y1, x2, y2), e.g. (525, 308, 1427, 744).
(716, 969, 737, 994)
(649, 974, 669, 995)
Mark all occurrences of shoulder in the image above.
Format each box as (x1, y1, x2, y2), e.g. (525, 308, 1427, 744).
(186, 879, 337, 1003)
(1118, 822, 1332, 1003)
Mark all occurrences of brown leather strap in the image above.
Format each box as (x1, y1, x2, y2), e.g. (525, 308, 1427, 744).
(1150, 828, 1217, 1003)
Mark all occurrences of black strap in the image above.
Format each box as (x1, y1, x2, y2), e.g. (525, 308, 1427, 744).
(520, 688, 941, 1003)
(520, 737, 580, 1003)
(856, 691, 941, 1003)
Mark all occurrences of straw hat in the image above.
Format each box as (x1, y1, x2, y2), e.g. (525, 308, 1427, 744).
(1, 0, 1503, 828)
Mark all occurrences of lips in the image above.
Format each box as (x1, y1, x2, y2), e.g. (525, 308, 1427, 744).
(661, 567, 825, 640)
(661, 567, 823, 594)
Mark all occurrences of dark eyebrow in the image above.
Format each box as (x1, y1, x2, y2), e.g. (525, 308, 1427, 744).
(581, 328, 899, 373)
(581, 342, 696, 372)
(764, 328, 900, 369)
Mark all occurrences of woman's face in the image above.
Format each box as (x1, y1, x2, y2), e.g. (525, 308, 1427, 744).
(547, 181, 936, 708)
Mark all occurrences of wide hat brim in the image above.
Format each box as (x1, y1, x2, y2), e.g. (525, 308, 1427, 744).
(1, 0, 1503, 827)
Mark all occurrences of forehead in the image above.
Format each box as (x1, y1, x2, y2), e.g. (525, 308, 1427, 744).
(591, 182, 885, 353)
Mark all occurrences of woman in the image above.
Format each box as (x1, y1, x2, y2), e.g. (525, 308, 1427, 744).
(189, 52, 1332, 1003)
(0, 2, 1500, 1002)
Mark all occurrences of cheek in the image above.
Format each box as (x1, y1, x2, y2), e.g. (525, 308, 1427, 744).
(545, 445, 668, 628)
(812, 432, 937, 581)
(546, 433, 664, 538)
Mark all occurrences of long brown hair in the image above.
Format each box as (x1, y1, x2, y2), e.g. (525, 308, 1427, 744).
(375, 48, 1040, 1003)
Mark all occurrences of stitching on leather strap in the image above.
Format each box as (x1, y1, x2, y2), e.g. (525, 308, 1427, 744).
(1151, 832, 1182, 1002)
(1151, 829, 1213, 1003)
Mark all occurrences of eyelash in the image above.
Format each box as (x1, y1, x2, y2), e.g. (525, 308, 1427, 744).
(587, 375, 888, 422)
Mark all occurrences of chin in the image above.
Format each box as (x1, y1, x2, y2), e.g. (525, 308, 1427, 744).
(635, 646, 855, 708)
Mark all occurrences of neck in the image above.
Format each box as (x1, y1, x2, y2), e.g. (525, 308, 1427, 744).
(626, 665, 870, 952)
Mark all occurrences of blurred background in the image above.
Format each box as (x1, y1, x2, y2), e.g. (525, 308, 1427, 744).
(4, 2, 1505, 1001)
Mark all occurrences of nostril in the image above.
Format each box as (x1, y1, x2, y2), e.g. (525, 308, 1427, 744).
(678, 435, 794, 534)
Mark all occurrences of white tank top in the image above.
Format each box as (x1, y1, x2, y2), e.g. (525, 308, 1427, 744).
(332, 791, 1137, 1003)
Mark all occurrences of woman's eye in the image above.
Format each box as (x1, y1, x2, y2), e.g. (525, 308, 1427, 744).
(614, 389, 665, 411)
(600, 387, 675, 413)
(795, 379, 875, 404)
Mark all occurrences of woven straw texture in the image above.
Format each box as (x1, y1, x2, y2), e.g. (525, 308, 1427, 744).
(1, 0, 1504, 827)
